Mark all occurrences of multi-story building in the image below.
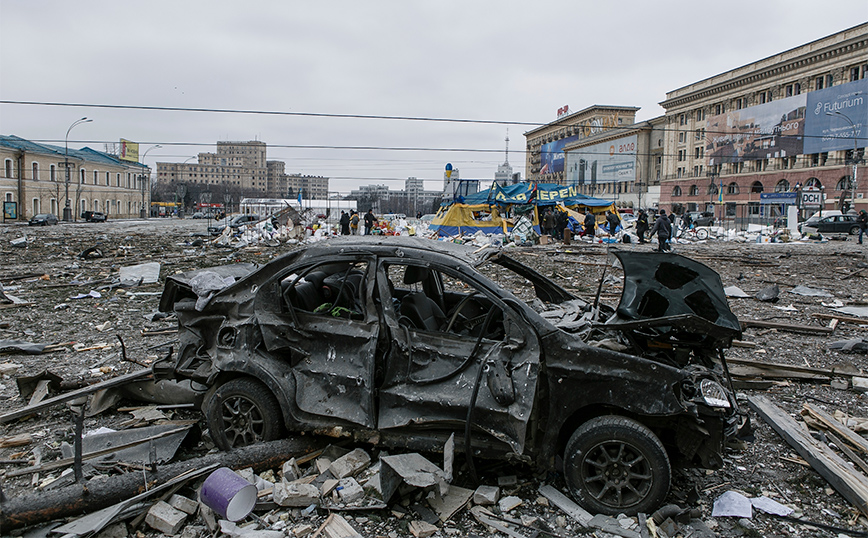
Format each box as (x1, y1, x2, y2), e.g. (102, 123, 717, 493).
(1, 135, 148, 221)
(157, 140, 329, 201)
(524, 105, 640, 184)
(562, 116, 666, 208)
(658, 23, 867, 221)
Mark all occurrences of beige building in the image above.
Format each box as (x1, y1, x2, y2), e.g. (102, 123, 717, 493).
(1, 135, 148, 221)
(157, 141, 328, 200)
(524, 105, 640, 184)
(658, 23, 868, 221)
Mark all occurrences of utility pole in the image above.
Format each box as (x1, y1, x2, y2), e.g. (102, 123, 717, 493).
(63, 118, 92, 222)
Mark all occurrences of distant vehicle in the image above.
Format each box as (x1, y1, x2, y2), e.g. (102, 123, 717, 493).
(208, 214, 261, 235)
(81, 211, 107, 223)
(800, 213, 861, 235)
(381, 213, 407, 221)
(420, 214, 436, 223)
(29, 213, 58, 226)
(191, 212, 206, 219)
(686, 211, 714, 226)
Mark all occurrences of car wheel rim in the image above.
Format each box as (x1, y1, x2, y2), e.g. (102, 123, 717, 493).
(581, 439, 653, 510)
(221, 395, 265, 447)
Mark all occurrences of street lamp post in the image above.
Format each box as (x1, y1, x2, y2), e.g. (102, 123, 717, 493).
(707, 168, 720, 224)
(826, 111, 861, 211)
(63, 117, 92, 222)
(139, 145, 162, 218)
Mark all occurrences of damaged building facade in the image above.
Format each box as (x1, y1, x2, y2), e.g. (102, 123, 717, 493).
(0, 135, 150, 222)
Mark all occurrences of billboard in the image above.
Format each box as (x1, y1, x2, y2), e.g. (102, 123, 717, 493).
(564, 135, 637, 185)
(119, 139, 139, 162)
(540, 136, 578, 175)
(706, 96, 806, 163)
(804, 78, 867, 154)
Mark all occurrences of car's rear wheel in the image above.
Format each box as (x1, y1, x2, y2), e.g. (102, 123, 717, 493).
(205, 377, 284, 450)
(563, 415, 670, 516)
(850, 226, 861, 235)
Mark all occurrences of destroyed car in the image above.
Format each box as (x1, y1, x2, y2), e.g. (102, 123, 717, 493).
(155, 237, 744, 515)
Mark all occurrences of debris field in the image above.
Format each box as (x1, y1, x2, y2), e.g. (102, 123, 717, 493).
(1, 219, 868, 538)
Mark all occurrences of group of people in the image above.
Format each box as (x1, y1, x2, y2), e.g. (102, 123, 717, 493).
(541, 207, 569, 240)
(338, 209, 379, 236)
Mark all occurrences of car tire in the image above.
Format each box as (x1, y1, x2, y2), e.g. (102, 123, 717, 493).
(696, 228, 709, 240)
(204, 377, 284, 450)
(563, 415, 670, 516)
(850, 226, 860, 235)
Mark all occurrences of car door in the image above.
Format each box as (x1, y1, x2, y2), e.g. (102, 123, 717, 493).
(375, 258, 540, 455)
(255, 257, 379, 428)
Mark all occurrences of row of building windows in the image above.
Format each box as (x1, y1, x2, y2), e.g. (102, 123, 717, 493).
(4, 192, 141, 216)
(3, 159, 142, 189)
(671, 176, 853, 197)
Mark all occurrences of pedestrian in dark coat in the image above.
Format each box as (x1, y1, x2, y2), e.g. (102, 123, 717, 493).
(858, 209, 867, 245)
(364, 209, 377, 236)
(636, 210, 649, 243)
(555, 209, 568, 240)
(605, 211, 621, 234)
(543, 209, 556, 237)
(582, 210, 596, 238)
(649, 209, 672, 252)
(339, 211, 350, 235)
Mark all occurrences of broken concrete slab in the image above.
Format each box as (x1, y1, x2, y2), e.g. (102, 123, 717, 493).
(168, 493, 198, 515)
(118, 261, 161, 286)
(472, 484, 500, 506)
(337, 477, 365, 504)
(273, 481, 320, 507)
(379, 453, 449, 502)
(498, 495, 522, 513)
(328, 447, 371, 479)
(408, 520, 438, 538)
(427, 484, 473, 523)
(145, 500, 187, 535)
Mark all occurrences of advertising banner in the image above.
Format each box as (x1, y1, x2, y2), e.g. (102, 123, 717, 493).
(564, 135, 637, 185)
(706, 96, 806, 163)
(804, 79, 867, 154)
(119, 139, 139, 163)
(540, 136, 578, 176)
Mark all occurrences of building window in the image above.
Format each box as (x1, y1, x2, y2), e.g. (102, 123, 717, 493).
(679, 114, 686, 126)
(736, 97, 744, 109)
(695, 108, 705, 121)
(775, 179, 790, 192)
(106, 171, 110, 186)
(816, 76, 824, 90)
(93, 170, 99, 184)
(32, 198, 40, 215)
(51, 199, 58, 214)
(117, 173, 121, 187)
(4, 159, 12, 178)
(727, 182, 740, 195)
(715, 104, 722, 115)
(80, 169, 85, 183)
(837, 176, 853, 191)
(672, 186, 682, 197)
(694, 146, 704, 159)
(751, 181, 764, 193)
(678, 132, 685, 143)
(31, 162, 38, 181)
(794, 83, 801, 95)
(677, 168, 683, 178)
(826, 74, 834, 88)
(80, 199, 87, 212)
(678, 149, 686, 161)
(689, 184, 699, 196)
(93, 199, 100, 212)
(805, 177, 822, 189)
(851, 67, 861, 82)
(748, 202, 761, 215)
(50, 164, 56, 181)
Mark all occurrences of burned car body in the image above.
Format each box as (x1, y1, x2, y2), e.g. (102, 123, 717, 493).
(155, 237, 742, 515)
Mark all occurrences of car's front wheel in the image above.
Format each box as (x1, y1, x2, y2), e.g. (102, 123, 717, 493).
(204, 377, 284, 450)
(563, 415, 670, 516)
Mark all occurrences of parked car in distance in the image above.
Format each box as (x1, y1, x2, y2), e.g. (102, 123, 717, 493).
(191, 212, 206, 219)
(155, 237, 745, 516)
(799, 212, 861, 235)
(81, 211, 107, 222)
(687, 211, 715, 226)
(208, 214, 260, 235)
(29, 213, 58, 226)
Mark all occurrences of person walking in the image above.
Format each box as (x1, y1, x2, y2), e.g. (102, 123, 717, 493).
(543, 209, 556, 238)
(582, 210, 596, 239)
(605, 210, 621, 234)
(364, 209, 377, 236)
(555, 209, 568, 241)
(649, 209, 672, 252)
(349, 210, 360, 235)
(339, 211, 350, 235)
(636, 209, 649, 244)
(858, 209, 867, 245)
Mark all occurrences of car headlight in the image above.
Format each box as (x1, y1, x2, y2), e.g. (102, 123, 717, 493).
(699, 379, 731, 408)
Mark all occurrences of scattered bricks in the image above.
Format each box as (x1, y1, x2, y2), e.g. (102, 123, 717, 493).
(473, 485, 500, 506)
(315, 457, 332, 474)
(498, 495, 522, 513)
(409, 520, 438, 538)
(337, 477, 365, 504)
(168, 493, 198, 515)
(282, 457, 301, 482)
(145, 500, 187, 535)
(328, 448, 371, 479)
(292, 524, 314, 537)
(273, 481, 320, 507)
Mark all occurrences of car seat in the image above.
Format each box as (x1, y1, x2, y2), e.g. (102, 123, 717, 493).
(400, 292, 445, 331)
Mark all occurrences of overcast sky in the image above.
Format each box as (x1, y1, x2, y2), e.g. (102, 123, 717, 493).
(1, 1, 865, 193)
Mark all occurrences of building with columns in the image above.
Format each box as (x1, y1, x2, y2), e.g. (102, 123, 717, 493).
(657, 23, 867, 222)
